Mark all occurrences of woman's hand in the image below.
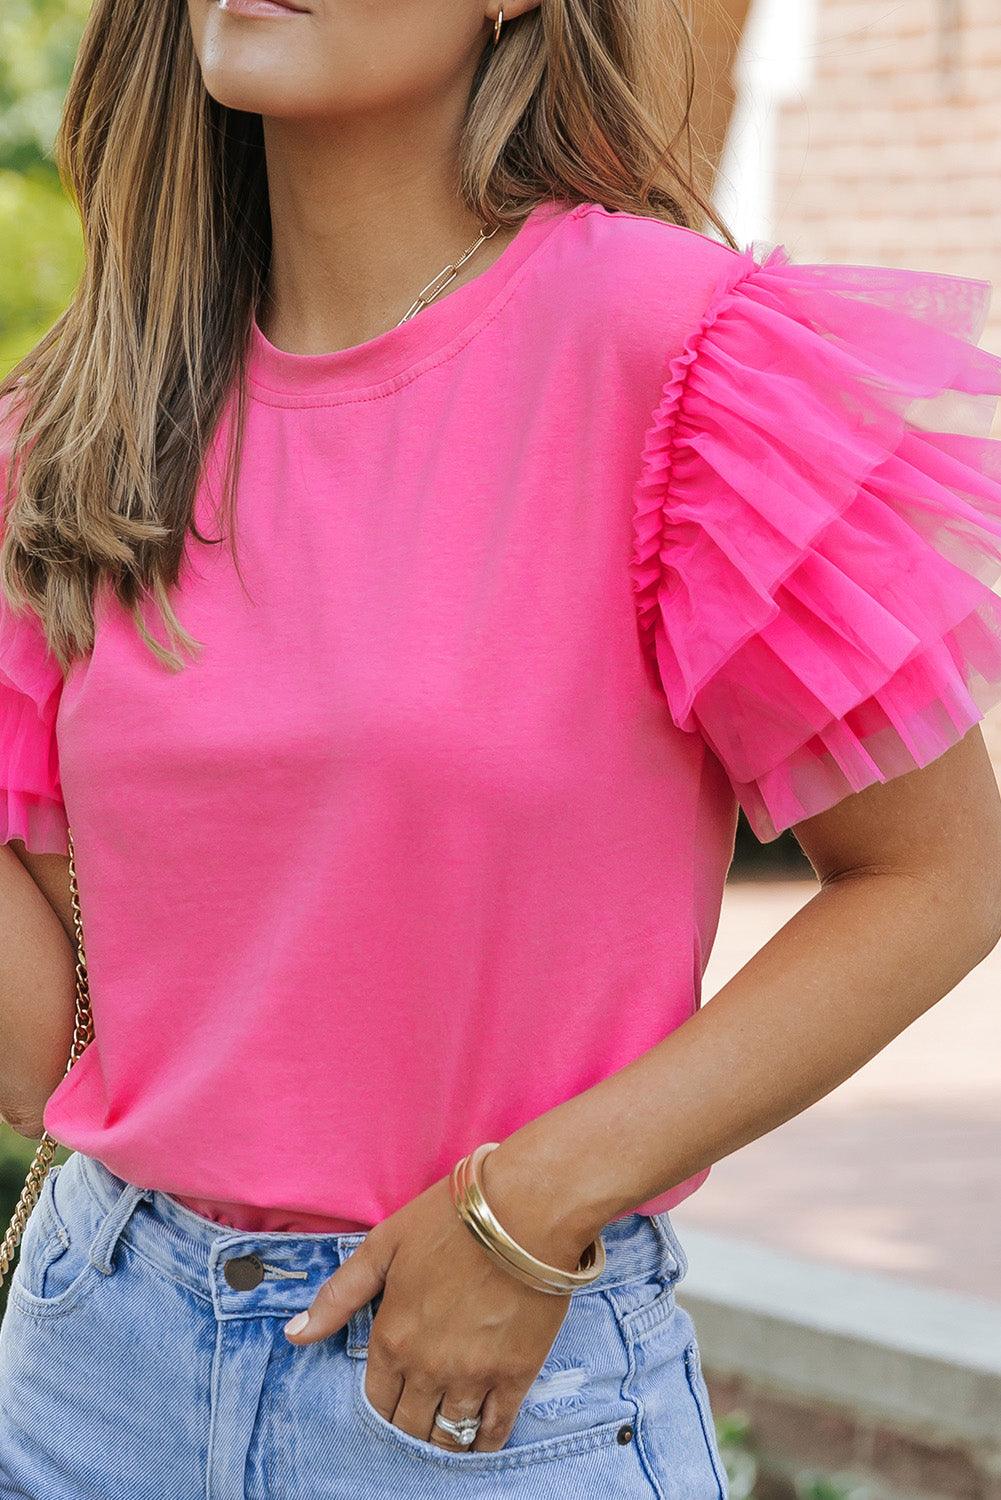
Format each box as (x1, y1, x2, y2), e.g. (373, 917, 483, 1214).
(282, 1148, 599, 1454)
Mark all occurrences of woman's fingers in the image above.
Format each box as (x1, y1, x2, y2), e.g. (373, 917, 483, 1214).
(362, 1342, 406, 1425)
(367, 1360, 530, 1455)
(469, 1384, 523, 1452)
(284, 1229, 391, 1345)
(427, 1388, 492, 1451)
(389, 1376, 448, 1442)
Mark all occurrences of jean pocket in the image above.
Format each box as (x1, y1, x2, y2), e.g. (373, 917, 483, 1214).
(351, 1355, 635, 1472)
(350, 1287, 643, 1474)
(8, 1159, 103, 1320)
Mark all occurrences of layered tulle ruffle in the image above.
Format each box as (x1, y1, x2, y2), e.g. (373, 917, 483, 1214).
(630, 243, 1001, 843)
(1, 398, 68, 856)
(0, 599, 67, 854)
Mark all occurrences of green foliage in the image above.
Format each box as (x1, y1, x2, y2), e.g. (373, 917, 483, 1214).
(717, 1406, 873, 1500)
(718, 1409, 761, 1498)
(0, 0, 90, 177)
(0, 167, 82, 360)
(798, 1482, 870, 1500)
(0, 0, 86, 377)
(0, 1126, 69, 1321)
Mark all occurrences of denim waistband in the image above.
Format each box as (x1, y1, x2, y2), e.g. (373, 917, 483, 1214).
(71, 1150, 688, 1327)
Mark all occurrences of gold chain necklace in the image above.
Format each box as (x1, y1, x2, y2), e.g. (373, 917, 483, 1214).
(396, 222, 501, 325)
(0, 826, 92, 1289)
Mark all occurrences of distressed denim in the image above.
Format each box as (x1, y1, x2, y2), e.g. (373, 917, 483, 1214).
(0, 1149, 729, 1498)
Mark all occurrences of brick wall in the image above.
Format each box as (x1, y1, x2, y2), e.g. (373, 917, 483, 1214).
(769, 0, 1001, 768)
(773, 1, 1001, 334)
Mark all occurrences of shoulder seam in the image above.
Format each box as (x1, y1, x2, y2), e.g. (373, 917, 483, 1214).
(571, 203, 744, 252)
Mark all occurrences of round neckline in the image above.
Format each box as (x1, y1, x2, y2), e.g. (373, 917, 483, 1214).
(246, 197, 582, 403)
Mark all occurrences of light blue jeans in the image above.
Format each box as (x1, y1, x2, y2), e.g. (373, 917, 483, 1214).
(0, 1149, 729, 1498)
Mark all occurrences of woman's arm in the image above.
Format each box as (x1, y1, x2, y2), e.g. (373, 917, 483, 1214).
(0, 842, 77, 1139)
(285, 723, 1001, 1453)
(485, 725, 1001, 1250)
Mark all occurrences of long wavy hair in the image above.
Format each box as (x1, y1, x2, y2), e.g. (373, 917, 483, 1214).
(0, 0, 738, 673)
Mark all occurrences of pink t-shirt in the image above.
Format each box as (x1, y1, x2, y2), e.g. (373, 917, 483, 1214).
(4, 198, 1001, 1234)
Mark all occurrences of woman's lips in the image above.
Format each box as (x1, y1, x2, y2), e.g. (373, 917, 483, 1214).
(218, 0, 309, 17)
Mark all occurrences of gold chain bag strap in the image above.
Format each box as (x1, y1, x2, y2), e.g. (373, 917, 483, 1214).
(0, 826, 93, 1291)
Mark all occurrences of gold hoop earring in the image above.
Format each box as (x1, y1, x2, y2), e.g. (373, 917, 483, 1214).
(493, 8, 504, 45)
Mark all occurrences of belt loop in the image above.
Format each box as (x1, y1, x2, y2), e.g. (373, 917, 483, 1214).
(87, 1181, 154, 1276)
(651, 1210, 689, 1285)
(341, 1237, 374, 1357)
(345, 1298, 373, 1357)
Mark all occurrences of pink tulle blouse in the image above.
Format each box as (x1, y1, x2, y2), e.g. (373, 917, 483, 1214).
(3, 198, 1001, 1234)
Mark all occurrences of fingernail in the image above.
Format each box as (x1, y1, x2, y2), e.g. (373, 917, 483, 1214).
(284, 1311, 309, 1336)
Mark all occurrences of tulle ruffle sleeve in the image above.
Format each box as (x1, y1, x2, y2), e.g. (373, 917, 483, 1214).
(630, 242, 1001, 844)
(0, 400, 68, 855)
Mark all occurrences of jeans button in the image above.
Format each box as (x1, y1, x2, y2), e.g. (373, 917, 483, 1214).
(617, 1423, 634, 1445)
(224, 1254, 265, 1290)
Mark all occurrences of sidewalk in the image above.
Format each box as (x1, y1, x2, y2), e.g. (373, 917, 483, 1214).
(671, 876, 1001, 1304)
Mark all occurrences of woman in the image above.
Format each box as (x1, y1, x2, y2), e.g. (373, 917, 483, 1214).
(1, 2, 1001, 1496)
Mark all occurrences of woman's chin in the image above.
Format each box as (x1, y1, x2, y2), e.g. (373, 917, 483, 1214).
(197, 65, 318, 118)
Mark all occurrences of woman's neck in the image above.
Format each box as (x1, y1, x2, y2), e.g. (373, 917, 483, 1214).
(256, 115, 521, 355)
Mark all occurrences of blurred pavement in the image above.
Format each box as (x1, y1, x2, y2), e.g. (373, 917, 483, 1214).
(671, 876, 1001, 1304)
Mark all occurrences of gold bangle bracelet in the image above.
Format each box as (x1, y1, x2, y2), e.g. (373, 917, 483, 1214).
(449, 1142, 606, 1295)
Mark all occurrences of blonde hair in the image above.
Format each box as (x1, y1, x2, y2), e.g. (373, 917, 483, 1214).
(0, 0, 736, 673)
